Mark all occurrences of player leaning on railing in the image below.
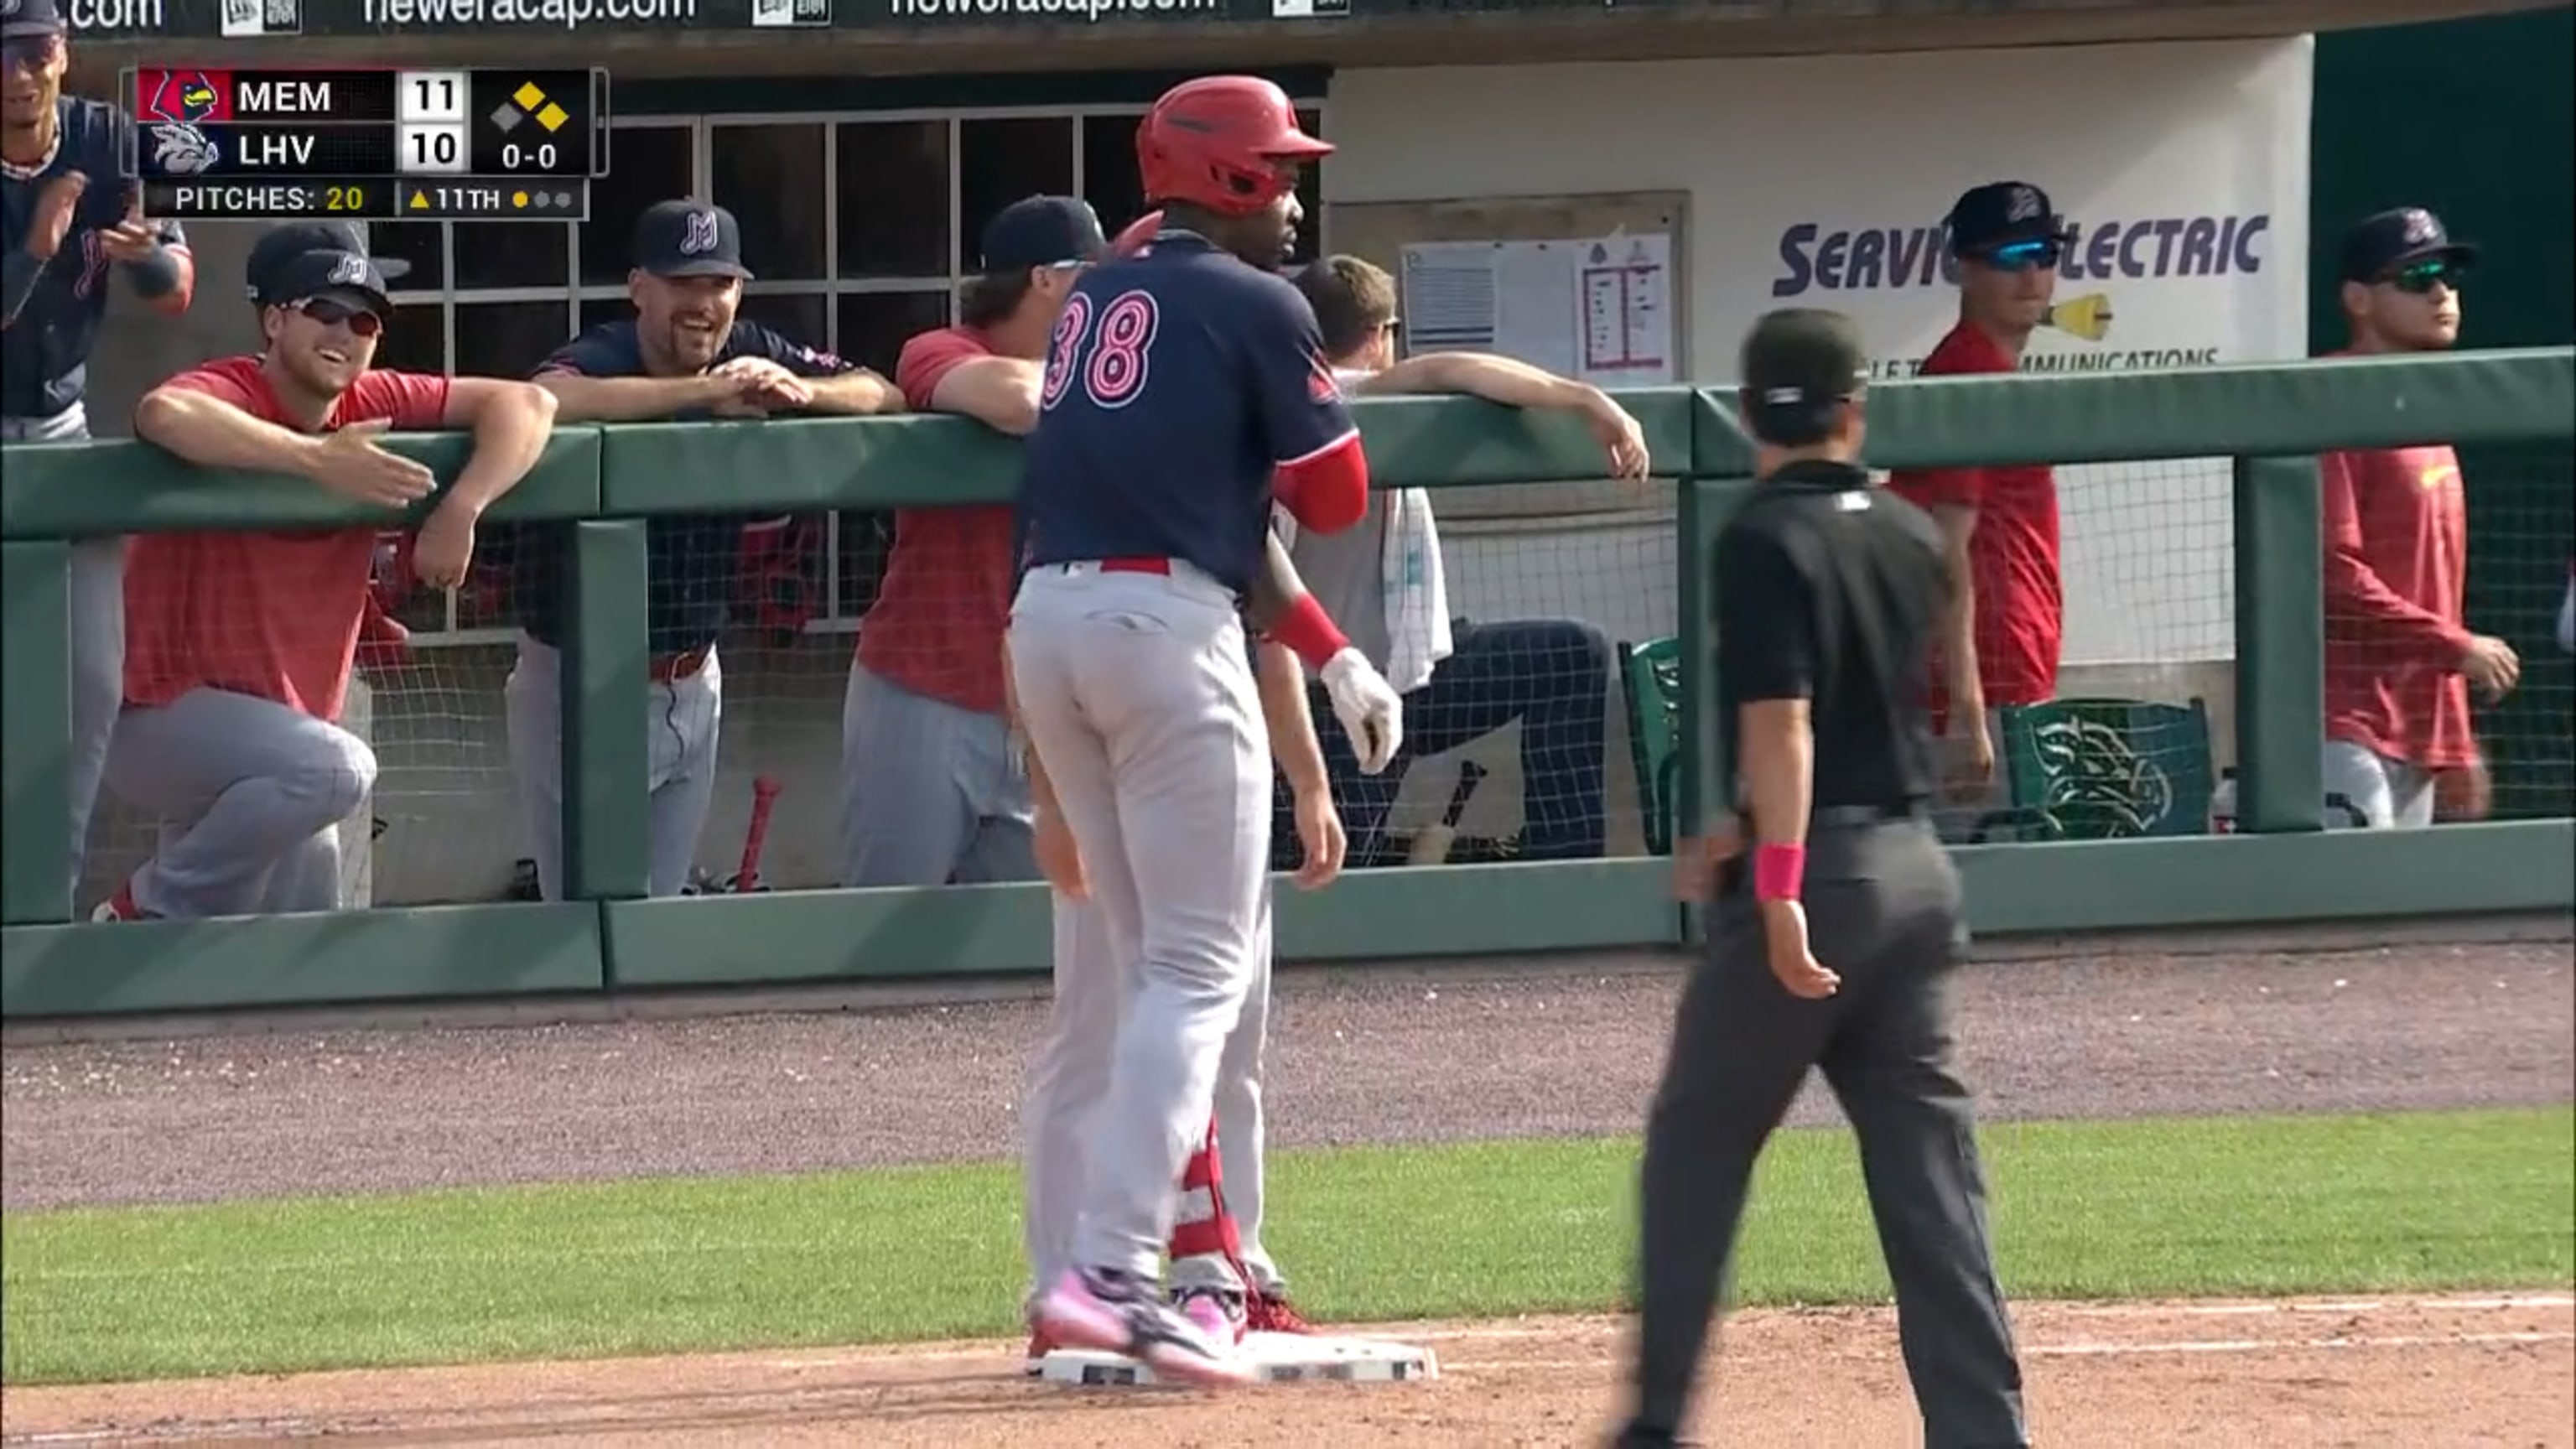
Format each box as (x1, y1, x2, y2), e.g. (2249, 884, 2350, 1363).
(3, 0, 195, 910)
(92, 227, 556, 921)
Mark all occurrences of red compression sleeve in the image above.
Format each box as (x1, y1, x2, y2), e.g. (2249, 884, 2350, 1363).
(1273, 434, 1370, 535)
(1265, 590, 1350, 673)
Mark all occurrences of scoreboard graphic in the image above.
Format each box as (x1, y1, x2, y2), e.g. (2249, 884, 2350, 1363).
(122, 67, 610, 222)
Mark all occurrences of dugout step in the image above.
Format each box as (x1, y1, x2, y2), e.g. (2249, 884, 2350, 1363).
(1039, 1330, 1438, 1386)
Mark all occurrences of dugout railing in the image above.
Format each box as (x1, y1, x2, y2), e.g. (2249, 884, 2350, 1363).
(3, 349, 2570, 1018)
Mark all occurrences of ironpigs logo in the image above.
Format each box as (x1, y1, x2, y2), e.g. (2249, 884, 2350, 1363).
(151, 123, 218, 176)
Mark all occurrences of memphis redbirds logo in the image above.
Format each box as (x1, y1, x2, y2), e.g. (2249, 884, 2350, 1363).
(142, 71, 229, 124)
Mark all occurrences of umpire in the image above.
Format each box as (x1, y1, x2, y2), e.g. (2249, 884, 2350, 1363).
(1614, 309, 2027, 1449)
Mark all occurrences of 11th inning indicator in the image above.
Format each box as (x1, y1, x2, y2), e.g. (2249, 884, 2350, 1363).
(123, 65, 609, 221)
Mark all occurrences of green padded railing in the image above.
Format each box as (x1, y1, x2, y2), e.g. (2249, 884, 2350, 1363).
(3, 351, 2569, 1017)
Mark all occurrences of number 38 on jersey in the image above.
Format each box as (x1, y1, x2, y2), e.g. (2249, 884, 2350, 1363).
(1042, 289, 1161, 412)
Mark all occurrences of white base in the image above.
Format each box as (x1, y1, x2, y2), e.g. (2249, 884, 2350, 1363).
(1037, 1329, 1440, 1386)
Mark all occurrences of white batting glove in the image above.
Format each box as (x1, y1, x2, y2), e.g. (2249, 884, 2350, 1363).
(1320, 647, 1405, 775)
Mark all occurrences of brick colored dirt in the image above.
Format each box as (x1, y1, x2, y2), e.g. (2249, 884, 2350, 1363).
(3, 935, 2571, 1444)
(4, 1294, 2569, 1446)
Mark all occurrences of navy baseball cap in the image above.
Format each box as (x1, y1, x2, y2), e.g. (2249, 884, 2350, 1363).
(253, 248, 392, 318)
(1, 0, 66, 40)
(1945, 180, 2076, 257)
(243, 221, 411, 300)
(2340, 206, 2480, 283)
(979, 195, 1108, 273)
(634, 200, 751, 280)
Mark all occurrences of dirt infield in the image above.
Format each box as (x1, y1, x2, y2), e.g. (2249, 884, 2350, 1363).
(4, 932, 2572, 1445)
(4, 1293, 2568, 1446)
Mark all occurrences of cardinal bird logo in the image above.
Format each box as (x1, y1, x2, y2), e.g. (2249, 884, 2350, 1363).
(147, 71, 222, 124)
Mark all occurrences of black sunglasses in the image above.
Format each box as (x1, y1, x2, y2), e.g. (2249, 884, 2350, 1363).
(295, 297, 385, 338)
(1, 34, 64, 67)
(2384, 258, 2466, 295)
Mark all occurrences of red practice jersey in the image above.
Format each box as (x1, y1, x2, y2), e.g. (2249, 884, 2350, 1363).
(1885, 321, 2064, 718)
(2320, 438, 2476, 769)
(856, 325, 1020, 717)
(123, 358, 452, 724)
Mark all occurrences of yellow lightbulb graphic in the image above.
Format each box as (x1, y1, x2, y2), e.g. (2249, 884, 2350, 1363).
(2043, 292, 2114, 343)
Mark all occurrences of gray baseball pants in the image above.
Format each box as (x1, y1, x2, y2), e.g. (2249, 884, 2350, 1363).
(101, 687, 376, 918)
(838, 661, 1036, 887)
(3, 403, 122, 901)
(502, 632, 723, 900)
(1005, 560, 1271, 1283)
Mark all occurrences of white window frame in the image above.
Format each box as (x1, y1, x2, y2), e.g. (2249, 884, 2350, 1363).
(387, 96, 1328, 645)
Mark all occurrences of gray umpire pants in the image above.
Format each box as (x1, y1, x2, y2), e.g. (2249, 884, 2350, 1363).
(3, 403, 122, 901)
(1627, 811, 2027, 1448)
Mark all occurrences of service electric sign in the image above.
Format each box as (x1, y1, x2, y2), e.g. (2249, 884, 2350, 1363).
(1710, 39, 2314, 385)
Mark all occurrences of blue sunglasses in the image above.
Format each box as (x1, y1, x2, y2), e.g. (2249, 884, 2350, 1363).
(1978, 239, 2064, 272)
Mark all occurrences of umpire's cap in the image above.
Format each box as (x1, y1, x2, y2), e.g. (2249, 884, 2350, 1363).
(979, 195, 1109, 273)
(634, 200, 751, 281)
(1, 0, 66, 40)
(244, 221, 411, 302)
(1739, 308, 1868, 447)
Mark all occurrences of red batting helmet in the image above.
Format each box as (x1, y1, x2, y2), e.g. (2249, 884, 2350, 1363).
(1136, 76, 1330, 217)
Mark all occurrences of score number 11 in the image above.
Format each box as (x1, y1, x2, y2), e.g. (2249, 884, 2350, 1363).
(397, 69, 470, 177)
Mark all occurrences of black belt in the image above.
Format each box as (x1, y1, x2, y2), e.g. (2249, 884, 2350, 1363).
(1807, 802, 1929, 829)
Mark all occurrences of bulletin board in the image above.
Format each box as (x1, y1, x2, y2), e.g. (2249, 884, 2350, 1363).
(1324, 190, 1693, 523)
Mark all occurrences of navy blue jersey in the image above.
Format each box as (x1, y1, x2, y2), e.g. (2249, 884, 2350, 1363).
(1016, 231, 1356, 596)
(512, 317, 852, 655)
(2, 98, 187, 421)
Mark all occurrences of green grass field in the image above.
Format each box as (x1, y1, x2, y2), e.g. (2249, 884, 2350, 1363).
(5, 1106, 2570, 1386)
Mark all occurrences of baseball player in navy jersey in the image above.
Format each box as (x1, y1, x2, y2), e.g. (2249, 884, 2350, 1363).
(510, 200, 901, 901)
(4, 0, 195, 906)
(1008, 75, 1403, 1387)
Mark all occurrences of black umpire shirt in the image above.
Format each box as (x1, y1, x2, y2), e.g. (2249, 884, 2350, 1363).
(1716, 459, 1948, 813)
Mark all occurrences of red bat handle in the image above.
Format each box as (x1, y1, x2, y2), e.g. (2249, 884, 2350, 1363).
(735, 776, 782, 891)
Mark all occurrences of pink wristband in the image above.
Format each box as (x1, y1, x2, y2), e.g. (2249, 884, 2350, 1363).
(1753, 843, 1806, 902)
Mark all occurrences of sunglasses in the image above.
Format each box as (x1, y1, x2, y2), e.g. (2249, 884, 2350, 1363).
(1977, 239, 2064, 273)
(296, 297, 384, 338)
(2385, 259, 2466, 295)
(3, 34, 65, 69)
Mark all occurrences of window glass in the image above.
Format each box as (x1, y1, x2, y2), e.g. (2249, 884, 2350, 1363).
(958, 118, 1074, 273)
(712, 123, 829, 283)
(836, 119, 948, 279)
(587, 123, 697, 286)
